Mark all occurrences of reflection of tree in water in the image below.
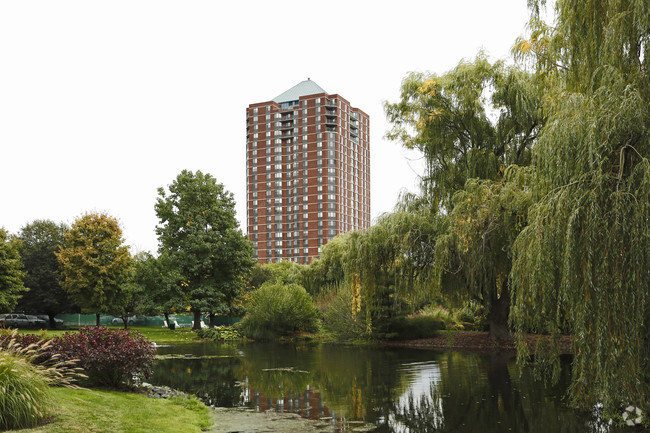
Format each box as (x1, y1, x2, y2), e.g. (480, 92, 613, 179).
(151, 350, 245, 407)
(151, 344, 618, 433)
(382, 352, 607, 433)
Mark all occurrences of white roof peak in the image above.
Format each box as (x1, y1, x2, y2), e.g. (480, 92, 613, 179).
(272, 79, 327, 104)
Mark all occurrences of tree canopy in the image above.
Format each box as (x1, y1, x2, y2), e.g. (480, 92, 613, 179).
(385, 56, 543, 337)
(56, 213, 133, 325)
(16, 220, 74, 327)
(509, 0, 650, 412)
(130, 252, 184, 329)
(155, 170, 254, 329)
(0, 228, 26, 313)
(385, 54, 542, 212)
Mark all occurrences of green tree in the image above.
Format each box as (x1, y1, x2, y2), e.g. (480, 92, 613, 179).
(510, 0, 650, 413)
(155, 170, 254, 330)
(16, 220, 74, 328)
(56, 213, 133, 326)
(385, 54, 542, 212)
(385, 56, 543, 337)
(131, 252, 183, 329)
(434, 168, 532, 338)
(0, 229, 26, 313)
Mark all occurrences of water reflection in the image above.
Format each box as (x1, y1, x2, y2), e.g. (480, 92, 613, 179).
(151, 343, 632, 433)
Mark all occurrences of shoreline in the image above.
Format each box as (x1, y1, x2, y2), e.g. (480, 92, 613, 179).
(383, 331, 573, 354)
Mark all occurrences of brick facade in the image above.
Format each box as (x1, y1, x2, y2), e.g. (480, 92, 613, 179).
(246, 81, 370, 264)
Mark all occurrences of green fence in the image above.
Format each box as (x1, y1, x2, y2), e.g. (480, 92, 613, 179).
(55, 314, 240, 328)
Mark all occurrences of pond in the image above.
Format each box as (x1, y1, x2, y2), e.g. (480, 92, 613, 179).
(150, 342, 630, 432)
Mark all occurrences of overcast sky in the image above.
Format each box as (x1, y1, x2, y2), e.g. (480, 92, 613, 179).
(0, 0, 533, 254)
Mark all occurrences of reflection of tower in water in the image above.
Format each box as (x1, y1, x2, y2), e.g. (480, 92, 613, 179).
(249, 385, 342, 427)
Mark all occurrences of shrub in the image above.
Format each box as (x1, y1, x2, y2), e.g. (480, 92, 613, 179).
(196, 326, 243, 342)
(455, 302, 488, 331)
(239, 282, 320, 340)
(49, 327, 155, 388)
(0, 330, 82, 430)
(0, 331, 42, 349)
(0, 350, 52, 430)
(385, 315, 446, 340)
(318, 284, 367, 340)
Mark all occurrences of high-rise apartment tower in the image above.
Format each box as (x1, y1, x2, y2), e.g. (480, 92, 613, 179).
(246, 79, 370, 264)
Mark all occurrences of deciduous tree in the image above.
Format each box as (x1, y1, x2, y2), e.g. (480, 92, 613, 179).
(131, 252, 183, 329)
(56, 213, 133, 326)
(510, 0, 650, 413)
(385, 56, 542, 337)
(0, 228, 26, 313)
(155, 170, 254, 330)
(17, 220, 74, 328)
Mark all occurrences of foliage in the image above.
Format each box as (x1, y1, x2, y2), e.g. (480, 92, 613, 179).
(49, 326, 155, 388)
(0, 330, 42, 353)
(417, 302, 488, 331)
(130, 252, 184, 329)
(509, 0, 650, 413)
(16, 220, 74, 327)
(318, 283, 367, 340)
(0, 330, 83, 430)
(239, 281, 320, 340)
(155, 170, 254, 329)
(0, 228, 27, 313)
(305, 234, 349, 295)
(338, 211, 442, 336)
(56, 213, 133, 322)
(0, 348, 52, 429)
(196, 326, 243, 342)
(433, 168, 533, 337)
(384, 56, 543, 338)
(385, 315, 446, 340)
(385, 54, 542, 212)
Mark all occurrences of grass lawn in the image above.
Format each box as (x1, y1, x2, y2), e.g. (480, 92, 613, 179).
(17, 326, 202, 345)
(18, 387, 212, 433)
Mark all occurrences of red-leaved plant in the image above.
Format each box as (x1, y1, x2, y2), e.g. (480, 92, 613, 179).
(49, 327, 155, 388)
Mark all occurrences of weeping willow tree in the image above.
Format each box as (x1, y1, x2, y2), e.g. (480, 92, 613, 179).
(434, 167, 533, 338)
(385, 54, 542, 212)
(385, 55, 543, 337)
(316, 210, 441, 336)
(510, 0, 650, 413)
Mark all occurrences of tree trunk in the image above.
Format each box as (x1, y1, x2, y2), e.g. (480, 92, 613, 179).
(164, 312, 171, 329)
(96, 313, 101, 327)
(487, 286, 510, 340)
(192, 310, 202, 330)
(209, 313, 216, 328)
(48, 313, 57, 329)
(121, 315, 129, 329)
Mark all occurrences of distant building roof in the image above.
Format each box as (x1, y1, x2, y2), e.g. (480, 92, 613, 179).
(272, 79, 327, 104)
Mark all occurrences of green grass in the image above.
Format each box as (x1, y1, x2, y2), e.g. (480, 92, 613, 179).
(18, 326, 201, 345)
(18, 387, 212, 433)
